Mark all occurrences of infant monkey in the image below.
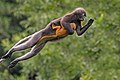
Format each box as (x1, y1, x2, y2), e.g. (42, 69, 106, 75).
(0, 7, 94, 68)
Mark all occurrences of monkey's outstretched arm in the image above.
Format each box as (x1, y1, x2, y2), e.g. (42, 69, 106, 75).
(76, 19, 94, 36)
(8, 42, 46, 68)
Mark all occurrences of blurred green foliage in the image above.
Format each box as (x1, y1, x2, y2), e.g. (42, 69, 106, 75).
(0, 0, 120, 80)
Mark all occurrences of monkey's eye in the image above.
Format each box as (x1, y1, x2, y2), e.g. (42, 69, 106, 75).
(82, 13, 86, 17)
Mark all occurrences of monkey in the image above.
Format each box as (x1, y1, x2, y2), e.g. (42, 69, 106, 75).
(0, 7, 94, 68)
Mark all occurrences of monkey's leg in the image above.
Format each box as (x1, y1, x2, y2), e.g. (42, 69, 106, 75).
(76, 19, 94, 36)
(1, 35, 32, 59)
(15, 35, 32, 46)
(1, 32, 42, 60)
(39, 35, 57, 42)
(11, 32, 43, 51)
(8, 42, 46, 68)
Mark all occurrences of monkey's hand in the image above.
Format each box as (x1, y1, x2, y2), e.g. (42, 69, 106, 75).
(87, 19, 94, 26)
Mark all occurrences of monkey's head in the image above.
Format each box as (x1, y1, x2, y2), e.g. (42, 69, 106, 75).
(72, 8, 86, 21)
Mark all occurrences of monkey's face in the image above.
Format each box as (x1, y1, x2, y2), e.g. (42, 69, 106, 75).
(73, 8, 86, 21)
(76, 12, 86, 21)
(79, 12, 86, 21)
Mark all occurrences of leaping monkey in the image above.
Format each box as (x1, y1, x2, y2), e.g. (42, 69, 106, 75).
(0, 8, 94, 68)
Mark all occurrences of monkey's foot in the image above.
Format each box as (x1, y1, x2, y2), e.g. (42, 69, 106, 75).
(2, 54, 11, 59)
(0, 58, 5, 63)
(0, 54, 11, 63)
(8, 60, 18, 68)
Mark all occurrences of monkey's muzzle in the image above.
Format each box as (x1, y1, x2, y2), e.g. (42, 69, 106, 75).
(79, 18, 84, 21)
